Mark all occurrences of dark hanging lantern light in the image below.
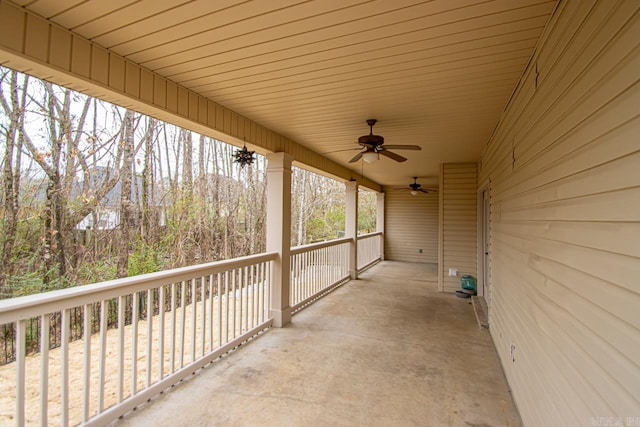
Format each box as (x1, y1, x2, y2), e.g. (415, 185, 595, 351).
(233, 142, 255, 168)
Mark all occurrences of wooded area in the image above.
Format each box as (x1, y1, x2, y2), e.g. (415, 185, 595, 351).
(0, 67, 376, 300)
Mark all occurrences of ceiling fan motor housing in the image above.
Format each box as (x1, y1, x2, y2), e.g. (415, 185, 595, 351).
(358, 134, 384, 147)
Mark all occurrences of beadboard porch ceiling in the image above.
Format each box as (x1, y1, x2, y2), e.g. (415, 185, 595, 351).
(10, 0, 557, 186)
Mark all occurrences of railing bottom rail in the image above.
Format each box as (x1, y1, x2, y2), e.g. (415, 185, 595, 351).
(357, 258, 381, 275)
(85, 319, 272, 426)
(291, 275, 350, 314)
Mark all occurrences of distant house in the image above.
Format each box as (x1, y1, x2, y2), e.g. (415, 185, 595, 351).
(73, 166, 144, 231)
(76, 209, 120, 230)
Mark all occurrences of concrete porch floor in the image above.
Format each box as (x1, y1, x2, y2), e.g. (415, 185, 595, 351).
(116, 261, 521, 427)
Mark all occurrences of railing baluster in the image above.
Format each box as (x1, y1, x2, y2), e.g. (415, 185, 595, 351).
(314, 249, 319, 293)
(117, 296, 125, 403)
(314, 249, 318, 293)
(40, 314, 50, 426)
(316, 249, 320, 294)
(302, 251, 307, 301)
(232, 270, 237, 339)
(209, 274, 214, 352)
(332, 246, 336, 280)
(224, 271, 229, 344)
(98, 301, 108, 412)
(16, 319, 26, 427)
(308, 250, 312, 297)
(244, 266, 249, 331)
(82, 304, 91, 422)
(250, 266, 255, 330)
(266, 262, 271, 320)
(300, 252, 304, 301)
(309, 250, 313, 297)
(158, 286, 165, 380)
(217, 272, 222, 347)
(259, 263, 264, 322)
(170, 283, 177, 374)
(146, 289, 153, 388)
(291, 255, 295, 306)
(308, 251, 313, 297)
(238, 267, 243, 335)
(191, 278, 196, 362)
(325, 247, 328, 286)
(295, 253, 300, 305)
(201, 276, 206, 357)
(244, 266, 249, 332)
(61, 309, 70, 426)
(131, 292, 139, 395)
(326, 246, 330, 284)
(179, 281, 186, 369)
(256, 263, 262, 323)
(344, 243, 348, 276)
(335, 245, 339, 281)
(292, 254, 296, 306)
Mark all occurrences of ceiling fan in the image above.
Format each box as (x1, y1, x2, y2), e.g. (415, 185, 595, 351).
(395, 177, 437, 195)
(349, 119, 421, 163)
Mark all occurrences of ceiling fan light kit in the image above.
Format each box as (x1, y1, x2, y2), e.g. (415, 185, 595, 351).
(362, 151, 379, 163)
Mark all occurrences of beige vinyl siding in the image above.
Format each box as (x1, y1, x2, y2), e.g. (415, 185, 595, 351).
(439, 163, 478, 292)
(384, 189, 438, 263)
(479, 1, 640, 425)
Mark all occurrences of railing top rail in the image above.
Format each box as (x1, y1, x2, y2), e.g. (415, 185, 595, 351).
(290, 237, 352, 255)
(357, 231, 383, 240)
(0, 251, 277, 324)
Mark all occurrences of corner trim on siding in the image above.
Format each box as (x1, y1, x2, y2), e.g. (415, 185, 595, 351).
(438, 163, 445, 292)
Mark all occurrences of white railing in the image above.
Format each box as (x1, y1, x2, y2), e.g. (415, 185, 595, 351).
(357, 232, 383, 272)
(0, 252, 276, 427)
(290, 238, 351, 312)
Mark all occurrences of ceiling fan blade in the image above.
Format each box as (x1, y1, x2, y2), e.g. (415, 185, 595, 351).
(382, 145, 422, 151)
(324, 147, 362, 154)
(349, 152, 364, 163)
(419, 189, 432, 194)
(379, 150, 407, 162)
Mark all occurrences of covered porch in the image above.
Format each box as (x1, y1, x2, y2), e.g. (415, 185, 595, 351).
(0, 0, 638, 425)
(117, 261, 518, 427)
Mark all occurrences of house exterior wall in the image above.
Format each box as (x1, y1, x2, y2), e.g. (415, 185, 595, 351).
(384, 189, 438, 263)
(439, 163, 478, 292)
(479, 1, 640, 425)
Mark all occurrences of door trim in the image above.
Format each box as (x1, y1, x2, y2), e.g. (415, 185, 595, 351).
(477, 183, 490, 303)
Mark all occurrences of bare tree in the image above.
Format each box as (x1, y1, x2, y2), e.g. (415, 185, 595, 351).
(0, 70, 28, 294)
(141, 117, 158, 245)
(117, 110, 136, 278)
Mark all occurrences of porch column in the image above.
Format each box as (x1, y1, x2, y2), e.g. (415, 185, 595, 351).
(266, 152, 293, 327)
(345, 180, 358, 279)
(376, 192, 385, 260)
